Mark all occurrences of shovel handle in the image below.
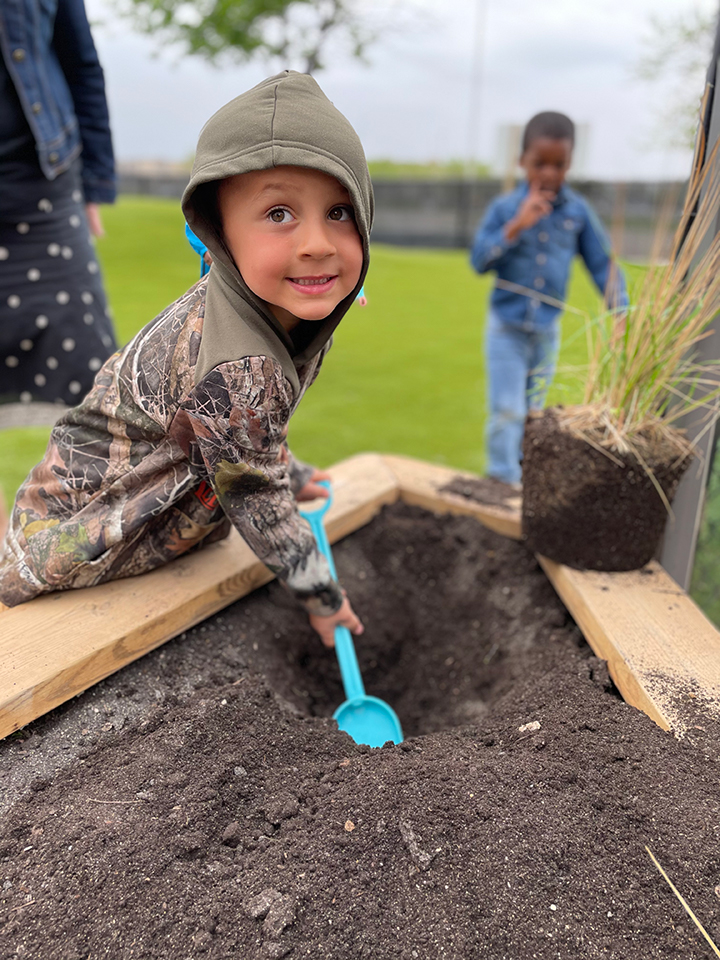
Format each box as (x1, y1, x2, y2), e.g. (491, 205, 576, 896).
(300, 482, 366, 702)
(332, 626, 366, 702)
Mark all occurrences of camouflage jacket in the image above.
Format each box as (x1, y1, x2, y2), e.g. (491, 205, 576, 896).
(0, 278, 343, 613)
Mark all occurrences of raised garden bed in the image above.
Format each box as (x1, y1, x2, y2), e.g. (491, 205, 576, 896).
(2, 456, 720, 958)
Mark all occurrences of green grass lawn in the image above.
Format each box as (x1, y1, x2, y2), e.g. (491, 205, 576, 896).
(0, 195, 609, 513)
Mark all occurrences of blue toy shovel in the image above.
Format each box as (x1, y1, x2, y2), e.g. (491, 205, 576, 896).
(301, 481, 403, 748)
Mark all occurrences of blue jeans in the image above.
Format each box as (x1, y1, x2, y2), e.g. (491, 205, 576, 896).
(486, 312, 560, 484)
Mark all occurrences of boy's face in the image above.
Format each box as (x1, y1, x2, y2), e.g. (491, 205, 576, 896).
(520, 137, 573, 197)
(218, 166, 363, 332)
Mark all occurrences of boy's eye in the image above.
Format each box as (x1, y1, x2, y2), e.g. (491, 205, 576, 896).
(328, 205, 353, 222)
(268, 207, 293, 223)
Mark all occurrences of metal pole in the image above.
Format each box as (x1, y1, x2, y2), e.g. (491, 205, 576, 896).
(660, 4, 720, 588)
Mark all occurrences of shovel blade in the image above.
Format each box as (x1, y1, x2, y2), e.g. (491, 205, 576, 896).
(333, 696, 403, 748)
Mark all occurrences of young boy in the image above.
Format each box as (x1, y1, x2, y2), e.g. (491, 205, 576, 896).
(471, 111, 628, 487)
(0, 71, 372, 649)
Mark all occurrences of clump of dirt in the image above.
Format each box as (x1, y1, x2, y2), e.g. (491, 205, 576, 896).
(522, 408, 691, 571)
(1, 503, 720, 960)
(440, 475, 520, 509)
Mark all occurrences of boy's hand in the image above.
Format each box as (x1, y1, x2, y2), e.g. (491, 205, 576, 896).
(296, 468, 332, 502)
(309, 595, 364, 648)
(504, 185, 554, 242)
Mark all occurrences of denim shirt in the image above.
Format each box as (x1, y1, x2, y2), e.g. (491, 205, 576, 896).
(0, 0, 115, 202)
(470, 182, 627, 330)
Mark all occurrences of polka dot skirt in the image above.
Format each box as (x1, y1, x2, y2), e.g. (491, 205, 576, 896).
(0, 163, 117, 406)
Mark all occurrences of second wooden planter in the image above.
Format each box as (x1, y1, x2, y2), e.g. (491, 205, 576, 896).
(521, 408, 692, 571)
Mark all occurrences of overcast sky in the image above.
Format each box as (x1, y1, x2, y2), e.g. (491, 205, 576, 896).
(87, 0, 717, 180)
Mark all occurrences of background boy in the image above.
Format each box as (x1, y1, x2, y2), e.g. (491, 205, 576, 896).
(0, 72, 370, 649)
(471, 111, 628, 488)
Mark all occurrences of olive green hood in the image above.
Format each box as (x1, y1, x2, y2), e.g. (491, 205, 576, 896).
(182, 71, 373, 395)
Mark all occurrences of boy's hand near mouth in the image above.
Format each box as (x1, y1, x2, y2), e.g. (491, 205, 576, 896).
(504, 184, 554, 242)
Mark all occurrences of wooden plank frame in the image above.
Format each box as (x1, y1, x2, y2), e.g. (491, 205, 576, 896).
(1, 452, 719, 739)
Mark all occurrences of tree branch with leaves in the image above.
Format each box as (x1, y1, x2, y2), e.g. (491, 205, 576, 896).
(637, 5, 717, 151)
(116, 0, 375, 74)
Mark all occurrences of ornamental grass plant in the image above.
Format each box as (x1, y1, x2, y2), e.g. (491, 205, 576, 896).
(555, 141, 720, 505)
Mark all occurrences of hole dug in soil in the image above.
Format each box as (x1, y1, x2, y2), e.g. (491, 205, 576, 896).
(249, 502, 579, 738)
(2, 503, 720, 960)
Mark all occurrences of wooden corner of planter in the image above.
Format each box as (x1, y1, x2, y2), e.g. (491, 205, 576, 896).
(379, 454, 720, 737)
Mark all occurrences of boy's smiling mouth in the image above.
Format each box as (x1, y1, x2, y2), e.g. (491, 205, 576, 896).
(287, 275, 338, 293)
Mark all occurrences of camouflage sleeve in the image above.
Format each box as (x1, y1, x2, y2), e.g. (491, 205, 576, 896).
(182, 357, 343, 616)
(285, 447, 315, 495)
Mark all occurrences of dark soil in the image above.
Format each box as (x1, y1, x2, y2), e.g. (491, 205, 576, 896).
(440, 476, 521, 510)
(522, 408, 692, 570)
(2, 503, 720, 960)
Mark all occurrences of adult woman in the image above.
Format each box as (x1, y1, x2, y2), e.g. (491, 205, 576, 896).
(0, 0, 117, 407)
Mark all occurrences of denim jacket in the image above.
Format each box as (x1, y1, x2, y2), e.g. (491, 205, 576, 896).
(0, 0, 115, 202)
(470, 182, 627, 329)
